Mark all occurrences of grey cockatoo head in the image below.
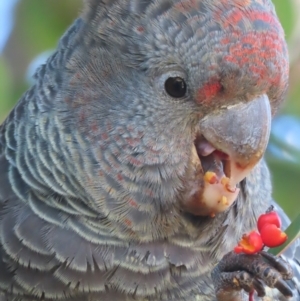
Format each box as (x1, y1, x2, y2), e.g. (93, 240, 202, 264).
(50, 0, 288, 237)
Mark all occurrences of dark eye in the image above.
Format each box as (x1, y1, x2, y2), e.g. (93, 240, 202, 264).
(164, 77, 187, 98)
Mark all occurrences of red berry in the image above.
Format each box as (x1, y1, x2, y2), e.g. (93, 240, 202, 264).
(234, 245, 244, 254)
(257, 211, 281, 232)
(260, 224, 287, 248)
(234, 231, 263, 254)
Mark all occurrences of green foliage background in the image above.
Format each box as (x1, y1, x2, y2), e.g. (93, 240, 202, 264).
(0, 1, 299, 220)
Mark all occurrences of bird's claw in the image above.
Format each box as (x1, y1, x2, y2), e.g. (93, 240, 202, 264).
(211, 251, 294, 300)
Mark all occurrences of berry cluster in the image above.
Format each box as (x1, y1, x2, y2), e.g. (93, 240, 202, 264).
(234, 207, 287, 254)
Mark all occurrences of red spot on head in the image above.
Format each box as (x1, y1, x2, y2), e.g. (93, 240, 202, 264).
(221, 37, 231, 45)
(196, 81, 222, 103)
(222, 31, 288, 86)
(226, 10, 278, 29)
(215, 6, 288, 92)
(217, 6, 283, 33)
(223, 10, 244, 27)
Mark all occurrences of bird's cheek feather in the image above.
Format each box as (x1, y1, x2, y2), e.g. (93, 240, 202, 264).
(181, 94, 271, 216)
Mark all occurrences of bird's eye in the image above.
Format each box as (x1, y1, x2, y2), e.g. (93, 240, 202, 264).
(164, 77, 187, 98)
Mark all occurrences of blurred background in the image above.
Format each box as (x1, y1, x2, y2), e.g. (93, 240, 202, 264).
(0, 0, 299, 219)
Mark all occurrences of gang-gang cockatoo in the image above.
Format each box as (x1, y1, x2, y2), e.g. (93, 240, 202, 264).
(0, 0, 299, 300)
